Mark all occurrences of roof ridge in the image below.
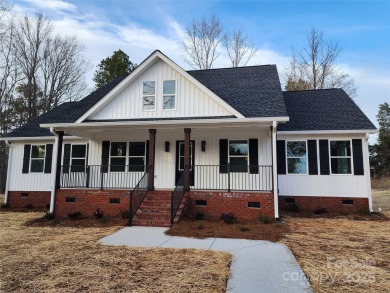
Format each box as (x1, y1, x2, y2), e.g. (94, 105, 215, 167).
(187, 64, 276, 72)
(283, 88, 342, 93)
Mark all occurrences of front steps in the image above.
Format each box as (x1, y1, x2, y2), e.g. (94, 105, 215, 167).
(131, 190, 187, 227)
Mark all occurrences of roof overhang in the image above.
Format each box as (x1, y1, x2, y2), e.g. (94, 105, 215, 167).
(0, 136, 83, 142)
(277, 129, 378, 135)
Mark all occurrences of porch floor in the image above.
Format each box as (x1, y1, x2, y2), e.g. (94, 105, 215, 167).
(100, 227, 311, 293)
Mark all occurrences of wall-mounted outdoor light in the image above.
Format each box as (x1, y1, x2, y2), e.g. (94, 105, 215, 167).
(165, 141, 170, 152)
(201, 140, 206, 152)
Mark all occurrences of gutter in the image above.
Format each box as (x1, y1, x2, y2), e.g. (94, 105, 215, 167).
(49, 127, 59, 213)
(4, 140, 12, 205)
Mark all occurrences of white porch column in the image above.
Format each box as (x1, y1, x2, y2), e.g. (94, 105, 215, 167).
(365, 134, 373, 212)
(272, 121, 279, 219)
(4, 140, 12, 205)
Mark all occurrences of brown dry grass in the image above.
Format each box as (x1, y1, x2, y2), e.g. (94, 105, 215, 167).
(0, 211, 231, 292)
(167, 218, 289, 242)
(371, 176, 390, 190)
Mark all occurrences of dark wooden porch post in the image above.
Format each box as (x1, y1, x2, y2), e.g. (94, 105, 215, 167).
(184, 128, 191, 191)
(148, 129, 156, 190)
(55, 131, 64, 190)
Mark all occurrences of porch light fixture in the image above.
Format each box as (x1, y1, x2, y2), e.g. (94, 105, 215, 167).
(165, 141, 170, 152)
(201, 140, 206, 152)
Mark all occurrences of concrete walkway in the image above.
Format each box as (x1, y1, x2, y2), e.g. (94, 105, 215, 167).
(100, 227, 312, 293)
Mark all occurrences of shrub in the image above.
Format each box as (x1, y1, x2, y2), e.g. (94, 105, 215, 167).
(194, 211, 205, 221)
(94, 209, 104, 219)
(44, 212, 56, 220)
(1, 203, 9, 208)
(357, 207, 371, 215)
(68, 211, 82, 220)
(238, 225, 249, 232)
(314, 207, 327, 214)
(25, 204, 34, 209)
(285, 203, 298, 213)
(120, 209, 130, 219)
(197, 223, 204, 230)
(220, 213, 237, 224)
(259, 214, 273, 224)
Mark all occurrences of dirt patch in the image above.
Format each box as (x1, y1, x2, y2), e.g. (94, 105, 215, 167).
(0, 211, 231, 292)
(166, 218, 290, 242)
(371, 176, 390, 190)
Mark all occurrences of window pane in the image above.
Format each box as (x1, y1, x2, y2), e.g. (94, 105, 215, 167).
(31, 145, 45, 158)
(110, 157, 126, 172)
(143, 81, 155, 95)
(288, 158, 307, 174)
(330, 141, 351, 156)
(110, 142, 126, 157)
(72, 145, 86, 158)
(179, 157, 184, 170)
(229, 141, 248, 156)
(230, 157, 248, 172)
(130, 142, 145, 156)
(129, 157, 145, 167)
(287, 141, 306, 157)
(143, 96, 155, 110)
(71, 159, 85, 172)
(331, 158, 352, 174)
(163, 80, 175, 94)
(31, 159, 44, 172)
(163, 95, 175, 109)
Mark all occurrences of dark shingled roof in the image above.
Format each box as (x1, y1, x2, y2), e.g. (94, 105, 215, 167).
(7, 76, 126, 137)
(278, 89, 377, 131)
(187, 65, 288, 118)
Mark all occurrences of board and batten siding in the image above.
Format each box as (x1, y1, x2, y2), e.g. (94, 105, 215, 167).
(88, 127, 272, 190)
(277, 134, 371, 198)
(89, 60, 233, 120)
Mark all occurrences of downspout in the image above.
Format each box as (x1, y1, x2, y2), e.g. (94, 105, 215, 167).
(365, 133, 373, 212)
(4, 140, 12, 205)
(272, 121, 279, 219)
(49, 127, 59, 213)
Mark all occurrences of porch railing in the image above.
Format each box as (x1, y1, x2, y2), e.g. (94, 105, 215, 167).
(171, 166, 187, 224)
(60, 165, 148, 189)
(128, 167, 150, 226)
(193, 165, 273, 192)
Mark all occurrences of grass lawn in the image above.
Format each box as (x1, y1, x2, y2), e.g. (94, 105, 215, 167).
(0, 210, 231, 292)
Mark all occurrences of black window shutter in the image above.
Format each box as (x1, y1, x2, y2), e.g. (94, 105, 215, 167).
(146, 140, 150, 166)
(63, 144, 71, 173)
(319, 140, 330, 175)
(22, 144, 31, 174)
(307, 140, 318, 175)
(352, 139, 364, 175)
(101, 141, 110, 173)
(276, 140, 286, 175)
(219, 139, 228, 173)
(249, 139, 259, 174)
(44, 144, 53, 173)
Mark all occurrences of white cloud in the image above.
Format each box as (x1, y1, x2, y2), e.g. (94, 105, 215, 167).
(22, 0, 76, 11)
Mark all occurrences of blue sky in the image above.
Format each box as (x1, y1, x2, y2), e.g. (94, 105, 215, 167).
(13, 0, 390, 140)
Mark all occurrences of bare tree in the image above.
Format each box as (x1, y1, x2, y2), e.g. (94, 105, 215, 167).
(285, 28, 357, 97)
(223, 28, 256, 67)
(183, 15, 223, 70)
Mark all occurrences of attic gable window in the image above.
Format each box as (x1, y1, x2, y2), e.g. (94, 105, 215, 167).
(30, 145, 46, 173)
(330, 140, 352, 174)
(143, 81, 155, 111)
(163, 80, 176, 110)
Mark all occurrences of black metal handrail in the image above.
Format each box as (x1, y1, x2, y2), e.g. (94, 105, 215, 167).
(60, 165, 148, 189)
(128, 166, 150, 226)
(193, 164, 273, 192)
(171, 166, 187, 224)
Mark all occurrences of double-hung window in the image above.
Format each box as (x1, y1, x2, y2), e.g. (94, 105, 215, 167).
(229, 140, 248, 172)
(30, 145, 46, 173)
(70, 145, 87, 172)
(286, 141, 307, 174)
(163, 80, 176, 110)
(129, 142, 146, 172)
(110, 142, 127, 172)
(330, 140, 352, 174)
(143, 81, 155, 110)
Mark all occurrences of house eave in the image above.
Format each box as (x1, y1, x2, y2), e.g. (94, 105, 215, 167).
(277, 129, 378, 135)
(0, 136, 82, 141)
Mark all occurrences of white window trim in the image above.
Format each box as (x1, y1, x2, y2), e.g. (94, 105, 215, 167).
(142, 80, 156, 111)
(109, 142, 128, 172)
(70, 144, 87, 172)
(129, 141, 147, 172)
(329, 139, 354, 175)
(285, 140, 308, 175)
(228, 139, 249, 173)
(162, 79, 177, 111)
(30, 144, 46, 173)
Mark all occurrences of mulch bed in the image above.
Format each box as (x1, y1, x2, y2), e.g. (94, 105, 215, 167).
(166, 218, 290, 242)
